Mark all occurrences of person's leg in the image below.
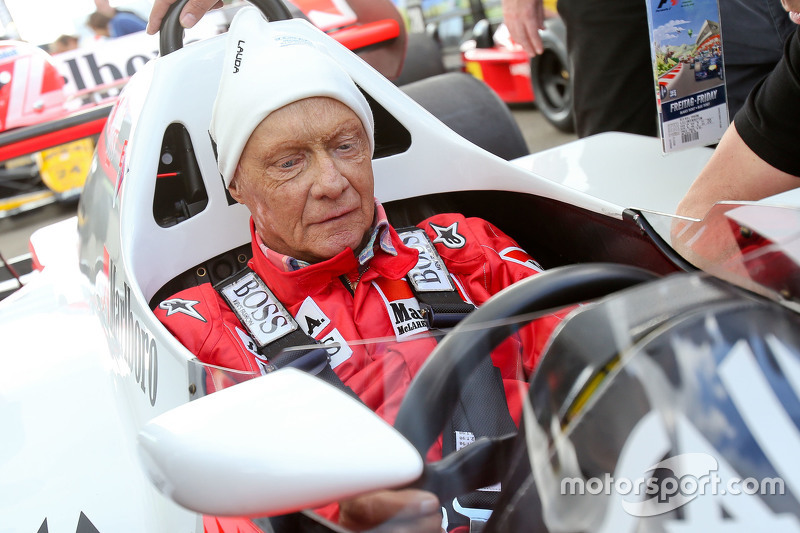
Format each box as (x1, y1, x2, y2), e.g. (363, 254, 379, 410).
(558, 0, 658, 138)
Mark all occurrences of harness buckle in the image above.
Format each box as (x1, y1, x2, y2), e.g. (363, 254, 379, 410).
(452, 497, 491, 533)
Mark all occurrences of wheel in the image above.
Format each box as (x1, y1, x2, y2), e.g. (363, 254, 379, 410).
(401, 72, 530, 160)
(530, 18, 575, 134)
(393, 32, 447, 86)
(393, 263, 658, 501)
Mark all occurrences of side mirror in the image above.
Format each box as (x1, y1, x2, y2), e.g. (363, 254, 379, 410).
(138, 368, 424, 517)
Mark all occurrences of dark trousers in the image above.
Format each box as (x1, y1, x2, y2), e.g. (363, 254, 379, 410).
(557, 0, 659, 138)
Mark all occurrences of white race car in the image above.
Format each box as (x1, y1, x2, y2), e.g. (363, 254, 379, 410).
(2, 1, 799, 532)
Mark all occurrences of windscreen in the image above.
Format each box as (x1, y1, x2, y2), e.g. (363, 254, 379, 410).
(185, 309, 562, 530)
(641, 203, 800, 304)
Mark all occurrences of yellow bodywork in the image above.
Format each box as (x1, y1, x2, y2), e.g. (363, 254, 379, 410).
(35, 138, 95, 194)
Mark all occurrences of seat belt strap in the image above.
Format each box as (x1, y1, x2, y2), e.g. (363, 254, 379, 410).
(397, 227, 477, 328)
(398, 226, 515, 530)
(444, 355, 517, 523)
(215, 267, 360, 401)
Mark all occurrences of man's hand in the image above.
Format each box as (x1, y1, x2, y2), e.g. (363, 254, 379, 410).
(338, 489, 444, 533)
(501, 0, 545, 56)
(94, 0, 116, 17)
(147, 0, 224, 34)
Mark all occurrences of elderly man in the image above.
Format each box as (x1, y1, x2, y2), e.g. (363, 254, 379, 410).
(155, 7, 561, 532)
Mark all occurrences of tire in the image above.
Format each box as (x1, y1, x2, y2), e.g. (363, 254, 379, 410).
(401, 72, 529, 160)
(530, 17, 575, 133)
(393, 32, 447, 86)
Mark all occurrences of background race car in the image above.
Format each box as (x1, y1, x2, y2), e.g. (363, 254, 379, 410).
(0, 39, 108, 218)
(392, 0, 575, 132)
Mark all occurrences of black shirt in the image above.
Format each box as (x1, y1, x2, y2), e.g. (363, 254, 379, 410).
(734, 25, 800, 177)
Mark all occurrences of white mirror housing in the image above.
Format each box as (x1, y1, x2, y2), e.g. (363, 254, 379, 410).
(138, 368, 424, 517)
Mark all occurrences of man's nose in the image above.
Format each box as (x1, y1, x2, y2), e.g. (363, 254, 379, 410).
(311, 153, 348, 198)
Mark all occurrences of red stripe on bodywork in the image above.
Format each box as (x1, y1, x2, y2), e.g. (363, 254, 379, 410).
(0, 117, 106, 160)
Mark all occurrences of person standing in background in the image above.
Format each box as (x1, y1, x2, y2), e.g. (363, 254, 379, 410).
(49, 34, 79, 54)
(88, 0, 147, 38)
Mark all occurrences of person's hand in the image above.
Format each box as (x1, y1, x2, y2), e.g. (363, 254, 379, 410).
(146, 0, 224, 34)
(94, 0, 116, 17)
(338, 489, 444, 533)
(502, 0, 545, 56)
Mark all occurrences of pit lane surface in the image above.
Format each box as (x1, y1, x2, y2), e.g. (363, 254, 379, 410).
(0, 106, 576, 261)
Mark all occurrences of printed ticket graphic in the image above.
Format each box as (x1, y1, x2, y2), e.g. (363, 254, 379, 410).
(645, 0, 729, 153)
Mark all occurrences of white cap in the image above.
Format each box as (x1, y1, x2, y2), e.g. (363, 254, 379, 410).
(209, 7, 375, 187)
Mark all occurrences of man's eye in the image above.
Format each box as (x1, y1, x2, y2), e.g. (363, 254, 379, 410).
(338, 143, 352, 151)
(278, 158, 298, 169)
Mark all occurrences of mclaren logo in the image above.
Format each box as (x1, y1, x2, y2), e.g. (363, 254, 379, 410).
(159, 298, 207, 322)
(390, 302, 427, 335)
(430, 222, 466, 249)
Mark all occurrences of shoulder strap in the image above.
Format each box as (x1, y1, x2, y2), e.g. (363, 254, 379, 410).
(398, 226, 515, 530)
(397, 227, 477, 328)
(214, 267, 360, 400)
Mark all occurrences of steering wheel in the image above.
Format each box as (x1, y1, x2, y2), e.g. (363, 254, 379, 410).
(393, 262, 659, 500)
(159, 0, 293, 56)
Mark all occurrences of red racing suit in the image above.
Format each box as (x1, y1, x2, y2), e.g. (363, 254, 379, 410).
(155, 212, 563, 522)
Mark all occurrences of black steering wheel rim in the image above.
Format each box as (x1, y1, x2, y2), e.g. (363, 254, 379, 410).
(159, 0, 293, 56)
(393, 262, 659, 457)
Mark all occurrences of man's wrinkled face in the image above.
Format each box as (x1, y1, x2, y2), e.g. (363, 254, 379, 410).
(780, 0, 800, 23)
(229, 97, 375, 264)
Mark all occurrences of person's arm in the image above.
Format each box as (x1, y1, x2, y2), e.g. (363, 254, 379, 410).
(501, 0, 545, 56)
(146, 0, 223, 34)
(676, 122, 799, 220)
(672, 122, 799, 278)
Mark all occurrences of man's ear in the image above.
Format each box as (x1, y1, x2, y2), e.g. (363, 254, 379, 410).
(227, 174, 245, 205)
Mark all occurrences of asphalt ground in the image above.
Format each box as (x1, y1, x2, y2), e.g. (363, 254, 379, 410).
(0, 104, 577, 261)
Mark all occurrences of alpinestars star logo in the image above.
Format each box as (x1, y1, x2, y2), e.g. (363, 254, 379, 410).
(159, 298, 207, 322)
(429, 222, 466, 249)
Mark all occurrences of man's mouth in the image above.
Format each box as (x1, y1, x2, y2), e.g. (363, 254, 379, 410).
(318, 206, 357, 224)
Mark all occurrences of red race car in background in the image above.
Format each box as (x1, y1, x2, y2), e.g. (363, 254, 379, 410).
(0, 39, 112, 217)
(395, 0, 574, 132)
